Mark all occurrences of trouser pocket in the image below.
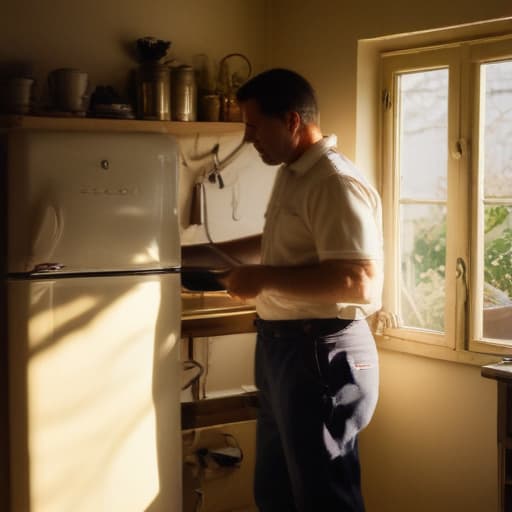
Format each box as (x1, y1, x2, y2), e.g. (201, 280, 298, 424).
(314, 323, 379, 458)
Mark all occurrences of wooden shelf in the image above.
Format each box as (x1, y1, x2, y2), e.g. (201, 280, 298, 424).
(181, 392, 258, 430)
(182, 309, 257, 338)
(0, 115, 244, 135)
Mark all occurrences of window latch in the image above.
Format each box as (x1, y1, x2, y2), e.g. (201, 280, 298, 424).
(456, 257, 469, 349)
(382, 89, 392, 110)
(452, 139, 467, 160)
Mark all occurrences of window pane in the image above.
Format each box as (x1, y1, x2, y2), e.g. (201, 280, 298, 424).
(399, 204, 446, 332)
(397, 68, 448, 333)
(482, 61, 512, 198)
(483, 205, 512, 340)
(398, 69, 448, 200)
(481, 60, 512, 342)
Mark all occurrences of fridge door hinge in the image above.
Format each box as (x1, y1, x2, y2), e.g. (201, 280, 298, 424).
(382, 89, 392, 110)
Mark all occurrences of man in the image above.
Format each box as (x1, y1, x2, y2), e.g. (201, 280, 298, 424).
(233, 68, 383, 512)
(187, 68, 382, 511)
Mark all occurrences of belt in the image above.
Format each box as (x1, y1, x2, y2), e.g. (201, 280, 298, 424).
(254, 317, 354, 338)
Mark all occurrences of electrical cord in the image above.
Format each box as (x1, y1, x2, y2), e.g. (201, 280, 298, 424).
(191, 139, 246, 264)
(201, 337, 210, 400)
(188, 432, 244, 511)
(200, 180, 243, 265)
(221, 433, 244, 463)
(182, 359, 205, 390)
(193, 488, 203, 512)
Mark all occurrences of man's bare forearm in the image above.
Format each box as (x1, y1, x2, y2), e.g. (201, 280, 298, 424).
(267, 259, 377, 304)
(225, 259, 380, 303)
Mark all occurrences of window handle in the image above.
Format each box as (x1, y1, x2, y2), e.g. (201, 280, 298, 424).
(456, 256, 466, 281)
(456, 257, 469, 349)
(452, 138, 467, 160)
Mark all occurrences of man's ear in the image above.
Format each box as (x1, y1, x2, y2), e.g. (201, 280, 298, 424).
(285, 111, 301, 133)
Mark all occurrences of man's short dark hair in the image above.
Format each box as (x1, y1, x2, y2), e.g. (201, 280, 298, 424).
(236, 68, 318, 124)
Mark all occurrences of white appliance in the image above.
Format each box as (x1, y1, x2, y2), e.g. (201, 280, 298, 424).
(1, 129, 182, 512)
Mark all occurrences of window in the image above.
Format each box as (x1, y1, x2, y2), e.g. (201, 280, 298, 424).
(380, 35, 512, 355)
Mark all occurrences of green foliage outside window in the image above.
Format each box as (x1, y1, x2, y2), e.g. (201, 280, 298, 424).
(404, 205, 511, 331)
(404, 217, 446, 331)
(411, 206, 511, 296)
(484, 206, 512, 300)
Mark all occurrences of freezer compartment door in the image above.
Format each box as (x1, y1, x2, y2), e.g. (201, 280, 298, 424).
(6, 130, 180, 273)
(8, 273, 182, 512)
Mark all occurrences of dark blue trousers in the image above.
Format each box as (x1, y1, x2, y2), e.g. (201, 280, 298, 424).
(253, 317, 379, 512)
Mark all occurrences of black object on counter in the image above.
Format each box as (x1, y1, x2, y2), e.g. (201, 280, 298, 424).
(181, 267, 229, 292)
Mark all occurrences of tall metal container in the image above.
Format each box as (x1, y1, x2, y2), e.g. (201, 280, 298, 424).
(136, 63, 171, 120)
(171, 65, 197, 121)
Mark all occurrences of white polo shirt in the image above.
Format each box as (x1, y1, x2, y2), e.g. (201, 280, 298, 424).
(255, 135, 383, 320)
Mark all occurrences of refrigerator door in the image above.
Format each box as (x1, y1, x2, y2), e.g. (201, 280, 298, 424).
(8, 273, 182, 512)
(6, 130, 180, 274)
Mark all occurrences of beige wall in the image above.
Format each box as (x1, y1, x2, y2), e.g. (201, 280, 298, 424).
(267, 2, 512, 511)
(267, 0, 512, 161)
(360, 351, 497, 512)
(0, 0, 269, 105)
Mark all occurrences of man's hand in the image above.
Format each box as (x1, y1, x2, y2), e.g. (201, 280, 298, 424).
(221, 265, 265, 300)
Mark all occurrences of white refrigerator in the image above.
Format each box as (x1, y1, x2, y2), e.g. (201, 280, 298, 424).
(1, 129, 182, 512)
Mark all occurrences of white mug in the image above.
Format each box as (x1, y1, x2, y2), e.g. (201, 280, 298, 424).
(48, 68, 88, 112)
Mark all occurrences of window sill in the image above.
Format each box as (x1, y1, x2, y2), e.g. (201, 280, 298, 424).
(375, 333, 503, 367)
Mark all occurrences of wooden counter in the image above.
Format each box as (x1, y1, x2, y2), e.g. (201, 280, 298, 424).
(482, 362, 512, 382)
(181, 291, 257, 337)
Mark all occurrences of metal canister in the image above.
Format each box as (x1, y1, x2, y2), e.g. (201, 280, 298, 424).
(171, 65, 197, 121)
(136, 63, 171, 120)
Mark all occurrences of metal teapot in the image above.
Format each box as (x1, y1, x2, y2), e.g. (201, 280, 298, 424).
(217, 53, 251, 122)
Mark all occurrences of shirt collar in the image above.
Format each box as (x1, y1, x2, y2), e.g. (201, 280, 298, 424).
(285, 134, 337, 176)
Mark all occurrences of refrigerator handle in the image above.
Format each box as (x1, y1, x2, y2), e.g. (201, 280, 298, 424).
(29, 201, 64, 271)
(32, 262, 65, 273)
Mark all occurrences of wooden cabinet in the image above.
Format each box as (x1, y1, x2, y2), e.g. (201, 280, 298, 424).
(501, 381, 512, 510)
(181, 291, 257, 428)
(482, 363, 512, 512)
